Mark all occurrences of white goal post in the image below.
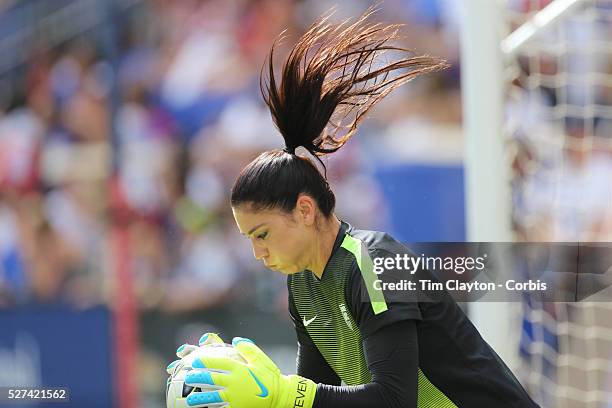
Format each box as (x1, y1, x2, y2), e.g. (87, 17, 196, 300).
(460, 0, 516, 370)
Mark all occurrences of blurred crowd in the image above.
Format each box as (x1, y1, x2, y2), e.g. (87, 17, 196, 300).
(0, 0, 463, 311)
(0, 0, 610, 312)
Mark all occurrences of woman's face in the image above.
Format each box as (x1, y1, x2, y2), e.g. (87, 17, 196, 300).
(232, 204, 314, 275)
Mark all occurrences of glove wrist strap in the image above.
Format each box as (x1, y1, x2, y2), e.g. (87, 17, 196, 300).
(279, 375, 316, 408)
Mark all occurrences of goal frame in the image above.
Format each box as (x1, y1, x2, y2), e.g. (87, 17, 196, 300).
(459, 0, 590, 371)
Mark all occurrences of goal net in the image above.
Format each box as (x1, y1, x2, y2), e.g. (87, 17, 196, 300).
(462, 1, 612, 407)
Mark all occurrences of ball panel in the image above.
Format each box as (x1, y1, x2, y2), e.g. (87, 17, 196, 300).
(166, 343, 244, 408)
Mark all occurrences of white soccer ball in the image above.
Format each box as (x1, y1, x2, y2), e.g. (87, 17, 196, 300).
(166, 343, 245, 408)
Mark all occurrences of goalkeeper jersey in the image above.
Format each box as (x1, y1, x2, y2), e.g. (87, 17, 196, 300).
(288, 221, 538, 407)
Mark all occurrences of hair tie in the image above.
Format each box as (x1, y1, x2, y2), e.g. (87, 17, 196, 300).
(283, 146, 296, 155)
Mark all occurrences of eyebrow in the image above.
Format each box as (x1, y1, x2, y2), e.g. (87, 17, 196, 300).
(246, 223, 267, 237)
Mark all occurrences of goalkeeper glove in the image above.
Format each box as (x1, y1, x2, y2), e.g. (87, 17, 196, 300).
(183, 335, 317, 408)
(166, 332, 226, 375)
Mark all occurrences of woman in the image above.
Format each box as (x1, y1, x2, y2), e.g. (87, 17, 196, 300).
(172, 8, 539, 408)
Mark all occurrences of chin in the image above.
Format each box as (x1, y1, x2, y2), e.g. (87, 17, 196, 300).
(274, 265, 300, 275)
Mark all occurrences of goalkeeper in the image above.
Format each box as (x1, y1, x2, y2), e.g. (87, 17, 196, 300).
(172, 8, 539, 408)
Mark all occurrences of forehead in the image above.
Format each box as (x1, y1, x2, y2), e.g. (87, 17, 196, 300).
(232, 206, 287, 235)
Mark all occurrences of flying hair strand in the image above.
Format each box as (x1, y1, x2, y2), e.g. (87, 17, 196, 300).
(260, 6, 450, 169)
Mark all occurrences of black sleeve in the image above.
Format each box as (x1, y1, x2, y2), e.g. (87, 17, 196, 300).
(313, 320, 419, 408)
(288, 280, 341, 385)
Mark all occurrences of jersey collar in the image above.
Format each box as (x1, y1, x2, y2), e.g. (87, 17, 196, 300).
(313, 220, 352, 281)
(331, 220, 352, 254)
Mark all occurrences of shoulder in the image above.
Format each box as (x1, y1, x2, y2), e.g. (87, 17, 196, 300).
(346, 226, 414, 259)
(343, 226, 423, 338)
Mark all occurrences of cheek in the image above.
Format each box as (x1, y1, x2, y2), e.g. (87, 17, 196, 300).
(271, 234, 304, 261)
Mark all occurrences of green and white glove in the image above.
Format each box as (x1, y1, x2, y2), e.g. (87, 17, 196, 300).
(182, 334, 317, 408)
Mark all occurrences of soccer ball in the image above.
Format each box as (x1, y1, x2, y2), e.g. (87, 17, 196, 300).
(166, 343, 245, 408)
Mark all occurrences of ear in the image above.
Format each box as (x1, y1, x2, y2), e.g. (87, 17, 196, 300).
(295, 194, 317, 226)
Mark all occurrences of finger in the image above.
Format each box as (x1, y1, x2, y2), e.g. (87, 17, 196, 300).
(185, 369, 229, 389)
(186, 390, 228, 407)
(191, 354, 239, 373)
(177, 343, 198, 359)
(166, 359, 181, 375)
(198, 333, 225, 346)
(231, 337, 275, 370)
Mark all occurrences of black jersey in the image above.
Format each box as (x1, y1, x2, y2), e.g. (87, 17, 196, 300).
(288, 221, 538, 407)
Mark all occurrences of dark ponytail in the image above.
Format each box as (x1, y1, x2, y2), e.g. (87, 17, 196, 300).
(231, 7, 449, 216)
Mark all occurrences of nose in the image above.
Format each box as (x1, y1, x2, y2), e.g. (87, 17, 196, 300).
(252, 242, 269, 261)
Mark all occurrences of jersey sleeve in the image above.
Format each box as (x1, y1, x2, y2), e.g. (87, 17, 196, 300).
(347, 247, 423, 339)
(288, 278, 341, 385)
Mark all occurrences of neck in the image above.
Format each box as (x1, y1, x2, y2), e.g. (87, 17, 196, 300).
(309, 216, 341, 279)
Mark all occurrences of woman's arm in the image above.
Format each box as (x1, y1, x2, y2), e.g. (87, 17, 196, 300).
(297, 342, 342, 386)
(313, 320, 419, 408)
